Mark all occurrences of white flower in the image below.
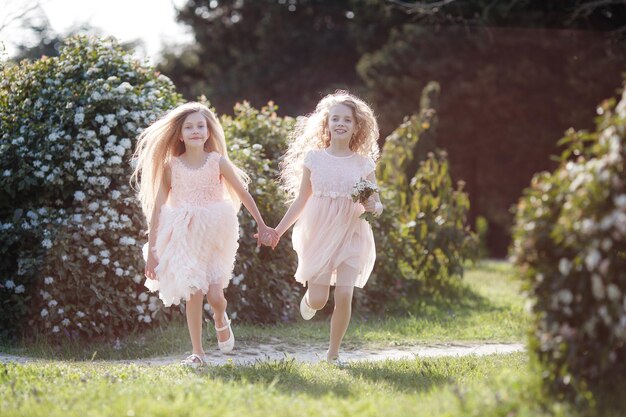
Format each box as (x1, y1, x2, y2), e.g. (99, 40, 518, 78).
(615, 194, 626, 209)
(48, 300, 58, 307)
(74, 112, 85, 125)
(95, 114, 104, 123)
(133, 275, 142, 284)
(558, 258, 572, 275)
(74, 191, 86, 202)
(111, 190, 121, 200)
(88, 255, 97, 264)
(105, 114, 117, 126)
(100, 125, 111, 136)
(41, 239, 53, 249)
(62, 318, 70, 326)
(557, 289, 573, 304)
(52, 326, 60, 333)
(15, 285, 25, 294)
(108, 155, 122, 165)
(119, 138, 132, 149)
(102, 258, 110, 266)
(607, 284, 621, 301)
(136, 305, 145, 314)
(252, 144, 263, 151)
(76, 311, 86, 318)
(5, 280, 15, 289)
(116, 82, 132, 94)
(58, 308, 64, 315)
(100, 250, 110, 258)
(93, 238, 104, 246)
(591, 275, 605, 300)
(44, 276, 54, 285)
(143, 315, 152, 323)
(115, 268, 124, 277)
(585, 249, 601, 271)
(41, 309, 49, 317)
(232, 274, 244, 286)
(88, 202, 99, 211)
(119, 236, 136, 245)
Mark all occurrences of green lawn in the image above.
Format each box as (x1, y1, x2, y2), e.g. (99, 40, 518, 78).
(1, 260, 529, 360)
(2, 261, 622, 416)
(2, 353, 623, 417)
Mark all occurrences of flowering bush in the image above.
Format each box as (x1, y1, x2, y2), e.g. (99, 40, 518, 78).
(512, 85, 626, 395)
(0, 36, 182, 339)
(218, 101, 300, 323)
(365, 84, 478, 311)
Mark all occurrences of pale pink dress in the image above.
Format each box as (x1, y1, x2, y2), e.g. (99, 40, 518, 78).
(292, 149, 376, 288)
(144, 152, 239, 307)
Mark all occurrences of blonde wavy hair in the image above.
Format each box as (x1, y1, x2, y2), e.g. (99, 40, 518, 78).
(280, 91, 380, 200)
(130, 102, 249, 223)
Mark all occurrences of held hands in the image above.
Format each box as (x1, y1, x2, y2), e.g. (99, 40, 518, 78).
(254, 225, 281, 249)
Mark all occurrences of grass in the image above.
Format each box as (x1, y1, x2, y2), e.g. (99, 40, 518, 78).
(2, 261, 623, 416)
(2, 353, 624, 417)
(1, 260, 529, 360)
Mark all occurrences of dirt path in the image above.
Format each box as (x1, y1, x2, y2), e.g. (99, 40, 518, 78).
(0, 341, 525, 366)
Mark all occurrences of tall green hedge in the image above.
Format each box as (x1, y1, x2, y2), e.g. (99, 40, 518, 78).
(512, 85, 626, 397)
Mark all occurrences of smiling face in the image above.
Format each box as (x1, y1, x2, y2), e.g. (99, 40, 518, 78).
(180, 111, 209, 149)
(327, 103, 356, 145)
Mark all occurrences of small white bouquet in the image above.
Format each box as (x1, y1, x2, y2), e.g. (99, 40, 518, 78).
(351, 178, 380, 223)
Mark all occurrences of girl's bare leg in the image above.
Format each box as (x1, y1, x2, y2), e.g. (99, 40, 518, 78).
(327, 265, 357, 360)
(186, 291, 205, 356)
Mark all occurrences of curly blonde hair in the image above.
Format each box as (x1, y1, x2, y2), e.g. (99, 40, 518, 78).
(280, 91, 380, 200)
(130, 102, 249, 223)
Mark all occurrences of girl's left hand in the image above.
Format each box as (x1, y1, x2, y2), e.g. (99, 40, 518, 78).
(363, 197, 377, 213)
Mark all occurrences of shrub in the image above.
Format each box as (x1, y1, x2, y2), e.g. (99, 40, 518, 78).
(218, 101, 300, 323)
(0, 36, 183, 340)
(511, 85, 626, 396)
(365, 82, 478, 311)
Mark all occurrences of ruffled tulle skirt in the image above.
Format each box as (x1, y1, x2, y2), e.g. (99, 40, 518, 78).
(143, 201, 239, 307)
(292, 196, 375, 288)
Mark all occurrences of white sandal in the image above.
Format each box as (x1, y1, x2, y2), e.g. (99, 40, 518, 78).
(214, 313, 234, 353)
(181, 353, 206, 368)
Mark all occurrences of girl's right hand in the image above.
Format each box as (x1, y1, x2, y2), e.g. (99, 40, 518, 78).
(145, 253, 158, 280)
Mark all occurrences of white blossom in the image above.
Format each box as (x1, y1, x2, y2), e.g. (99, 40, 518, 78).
(585, 249, 601, 271)
(41, 308, 49, 317)
(558, 258, 572, 275)
(62, 318, 70, 326)
(41, 239, 53, 249)
(15, 285, 25, 294)
(88, 255, 97, 264)
(74, 191, 86, 202)
(44, 276, 54, 285)
(5, 280, 15, 289)
(52, 326, 60, 333)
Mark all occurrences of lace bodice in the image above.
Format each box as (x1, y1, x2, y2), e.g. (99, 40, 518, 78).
(304, 150, 376, 199)
(169, 152, 226, 207)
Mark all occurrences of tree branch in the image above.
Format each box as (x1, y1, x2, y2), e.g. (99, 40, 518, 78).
(0, 1, 43, 33)
(386, 0, 458, 15)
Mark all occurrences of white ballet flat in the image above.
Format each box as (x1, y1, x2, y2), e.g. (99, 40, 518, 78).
(299, 293, 316, 320)
(214, 313, 234, 353)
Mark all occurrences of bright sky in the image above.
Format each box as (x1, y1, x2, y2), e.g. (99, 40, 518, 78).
(0, 0, 193, 63)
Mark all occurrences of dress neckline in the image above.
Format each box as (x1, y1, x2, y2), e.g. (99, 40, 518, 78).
(324, 149, 356, 159)
(176, 153, 213, 171)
